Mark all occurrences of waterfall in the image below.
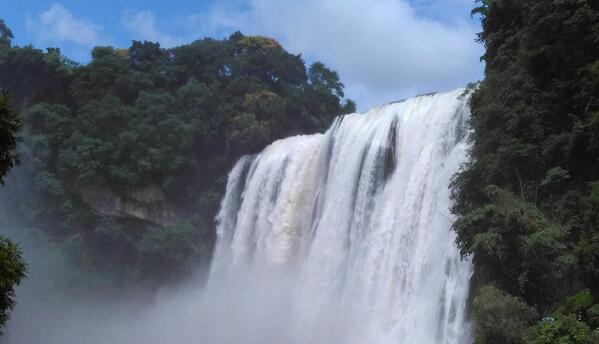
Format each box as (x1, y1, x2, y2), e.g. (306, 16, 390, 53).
(208, 89, 472, 344)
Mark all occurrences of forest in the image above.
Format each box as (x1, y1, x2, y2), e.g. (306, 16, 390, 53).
(451, 0, 599, 342)
(0, 18, 354, 300)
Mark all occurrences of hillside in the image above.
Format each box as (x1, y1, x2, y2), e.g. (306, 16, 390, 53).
(0, 21, 355, 289)
(451, 1, 599, 342)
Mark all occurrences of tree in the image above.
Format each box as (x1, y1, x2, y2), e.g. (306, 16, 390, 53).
(0, 90, 26, 335)
(452, 0, 599, 342)
(0, 19, 13, 46)
(0, 237, 26, 335)
(527, 315, 599, 344)
(470, 285, 537, 344)
(0, 21, 355, 290)
(452, 186, 575, 311)
(0, 91, 19, 184)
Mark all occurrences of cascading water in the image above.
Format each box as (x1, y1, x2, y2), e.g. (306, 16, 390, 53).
(209, 89, 473, 344)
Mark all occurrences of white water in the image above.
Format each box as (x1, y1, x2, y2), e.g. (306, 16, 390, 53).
(2, 89, 472, 344)
(210, 89, 473, 344)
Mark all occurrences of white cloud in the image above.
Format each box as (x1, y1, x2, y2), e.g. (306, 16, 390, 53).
(120, 10, 182, 48)
(26, 1, 484, 110)
(26, 4, 106, 48)
(206, 0, 484, 110)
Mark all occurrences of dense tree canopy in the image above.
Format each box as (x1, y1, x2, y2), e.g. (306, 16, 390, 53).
(0, 24, 355, 289)
(0, 90, 19, 184)
(452, 0, 599, 342)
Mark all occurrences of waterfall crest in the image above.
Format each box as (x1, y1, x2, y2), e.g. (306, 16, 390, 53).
(210, 89, 472, 344)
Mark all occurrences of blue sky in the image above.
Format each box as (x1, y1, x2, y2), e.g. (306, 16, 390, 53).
(3, 0, 484, 110)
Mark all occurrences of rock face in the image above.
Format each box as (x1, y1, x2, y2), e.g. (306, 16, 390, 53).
(78, 184, 180, 227)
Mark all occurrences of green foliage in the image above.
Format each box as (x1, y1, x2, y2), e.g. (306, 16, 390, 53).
(0, 90, 19, 184)
(138, 221, 208, 282)
(0, 237, 26, 335)
(0, 24, 354, 289)
(471, 285, 538, 344)
(554, 290, 593, 317)
(453, 186, 575, 309)
(540, 167, 570, 187)
(0, 20, 13, 46)
(0, 87, 27, 336)
(9, 31, 353, 210)
(453, 1, 599, 342)
(577, 181, 599, 297)
(527, 315, 599, 344)
(588, 305, 599, 330)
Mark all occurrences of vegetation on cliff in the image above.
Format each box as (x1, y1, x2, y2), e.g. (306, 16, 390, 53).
(0, 20, 355, 289)
(452, 0, 599, 342)
(0, 78, 26, 334)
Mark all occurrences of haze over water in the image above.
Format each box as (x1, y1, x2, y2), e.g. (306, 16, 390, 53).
(4, 89, 472, 344)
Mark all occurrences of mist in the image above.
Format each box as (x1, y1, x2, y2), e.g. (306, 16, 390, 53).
(0, 90, 472, 344)
(0, 176, 367, 344)
(0, 225, 371, 344)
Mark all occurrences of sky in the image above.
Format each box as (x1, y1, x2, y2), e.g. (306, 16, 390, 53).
(2, 0, 484, 111)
